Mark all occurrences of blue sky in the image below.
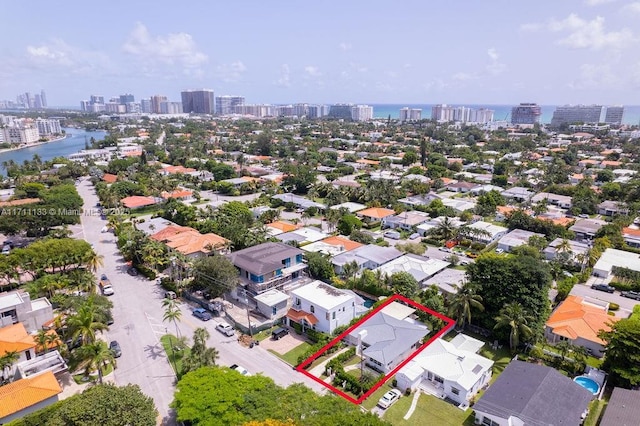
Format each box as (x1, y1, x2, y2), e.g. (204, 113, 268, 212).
(1, 0, 639, 106)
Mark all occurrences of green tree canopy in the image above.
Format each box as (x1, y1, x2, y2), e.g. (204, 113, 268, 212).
(337, 214, 362, 236)
(599, 314, 640, 388)
(305, 252, 335, 281)
(10, 384, 157, 426)
(191, 254, 240, 298)
(172, 367, 387, 426)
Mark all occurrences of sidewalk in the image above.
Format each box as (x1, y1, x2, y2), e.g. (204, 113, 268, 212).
(308, 347, 350, 377)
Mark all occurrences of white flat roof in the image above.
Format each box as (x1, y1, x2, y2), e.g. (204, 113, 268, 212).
(593, 248, 640, 274)
(0, 292, 24, 311)
(291, 280, 354, 310)
(380, 301, 416, 320)
(254, 289, 289, 306)
(330, 202, 366, 213)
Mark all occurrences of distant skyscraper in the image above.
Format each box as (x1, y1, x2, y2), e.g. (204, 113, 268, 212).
(603, 106, 624, 125)
(119, 93, 135, 104)
(40, 90, 47, 108)
(160, 101, 183, 114)
(511, 103, 541, 125)
(431, 104, 493, 123)
(307, 105, 328, 118)
(34, 94, 43, 109)
(140, 99, 152, 114)
(550, 105, 603, 127)
(350, 105, 373, 122)
(36, 118, 62, 135)
(328, 104, 353, 120)
(90, 95, 105, 105)
(215, 95, 244, 115)
(181, 89, 215, 114)
(150, 95, 167, 114)
(399, 107, 422, 122)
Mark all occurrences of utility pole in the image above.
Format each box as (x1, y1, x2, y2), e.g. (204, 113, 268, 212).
(244, 289, 253, 337)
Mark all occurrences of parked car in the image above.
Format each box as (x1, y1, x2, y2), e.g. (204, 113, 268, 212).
(495, 248, 504, 254)
(384, 231, 401, 240)
(193, 308, 212, 321)
(109, 340, 122, 358)
(409, 233, 421, 240)
(164, 291, 177, 300)
(621, 290, 640, 300)
(591, 284, 615, 293)
(229, 364, 249, 376)
(271, 327, 289, 340)
(215, 322, 235, 336)
(438, 247, 451, 253)
(127, 267, 139, 276)
(377, 389, 402, 409)
(2, 245, 10, 255)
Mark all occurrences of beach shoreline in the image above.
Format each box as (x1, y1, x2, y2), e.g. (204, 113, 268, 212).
(0, 134, 69, 155)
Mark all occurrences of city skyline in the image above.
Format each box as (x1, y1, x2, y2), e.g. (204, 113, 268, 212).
(2, 1, 640, 106)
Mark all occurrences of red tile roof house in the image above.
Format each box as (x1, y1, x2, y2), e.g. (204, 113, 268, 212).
(120, 196, 161, 209)
(161, 189, 194, 201)
(158, 165, 197, 176)
(151, 225, 230, 258)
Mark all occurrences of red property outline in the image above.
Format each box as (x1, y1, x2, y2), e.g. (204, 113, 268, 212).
(296, 294, 455, 404)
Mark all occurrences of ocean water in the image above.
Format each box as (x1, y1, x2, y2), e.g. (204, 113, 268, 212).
(370, 104, 640, 126)
(0, 128, 106, 176)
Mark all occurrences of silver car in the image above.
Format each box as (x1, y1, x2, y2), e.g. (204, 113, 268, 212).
(216, 323, 235, 336)
(377, 389, 402, 409)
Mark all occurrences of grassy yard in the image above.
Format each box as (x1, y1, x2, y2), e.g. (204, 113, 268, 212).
(160, 334, 190, 376)
(252, 326, 279, 342)
(361, 382, 473, 425)
(268, 342, 312, 366)
(73, 364, 114, 384)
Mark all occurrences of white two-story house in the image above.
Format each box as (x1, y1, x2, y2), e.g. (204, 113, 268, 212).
(286, 281, 356, 334)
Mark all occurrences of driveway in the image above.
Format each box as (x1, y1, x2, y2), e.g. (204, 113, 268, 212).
(570, 282, 639, 318)
(259, 328, 309, 355)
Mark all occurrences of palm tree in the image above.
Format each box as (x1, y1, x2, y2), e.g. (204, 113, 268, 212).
(182, 327, 219, 375)
(342, 261, 360, 280)
(447, 282, 484, 330)
(0, 351, 20, 383)
(75, 341, 116, 384)
(162, 299, 182, 339)
(35, 330, 50, 355)
(84, 251, 104, 273)
(429, 216, 458, 242)
(556, 239, 572, 254)
(67, 305, 108, 345)
(494, 302, 535, 351)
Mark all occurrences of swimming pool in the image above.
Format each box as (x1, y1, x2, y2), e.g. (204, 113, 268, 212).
(574, 376, 600, 395)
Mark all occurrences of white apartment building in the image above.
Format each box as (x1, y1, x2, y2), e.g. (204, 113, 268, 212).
(351, 105, 374, 122)
(2, 125, 40, 144)
(35, 118, 62, 136)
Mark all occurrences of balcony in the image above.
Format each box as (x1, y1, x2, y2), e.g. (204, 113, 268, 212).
(16, 350, 67, 379)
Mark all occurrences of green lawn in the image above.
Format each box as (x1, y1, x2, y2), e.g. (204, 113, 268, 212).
(72, 364, 114, 384)
(252, 326, 278, 342)
(160, 334, 190, 376)
(361, 382, 473, 425)
(268, 342, 312, 366)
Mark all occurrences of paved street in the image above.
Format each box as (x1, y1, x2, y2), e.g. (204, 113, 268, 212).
(570, 283, 639, 318)
(75, 178, 325, 424)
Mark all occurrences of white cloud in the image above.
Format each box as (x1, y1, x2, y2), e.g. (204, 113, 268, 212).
(216, 61, 246, 82)
(486, 48, 506, 75)
(548, 14, 634, 49)
(569, 63, 618, 89)
(304, 65, 322, 77)
(25, 39, 110, 75)
(339, 42, 352, 51)
(122, 22, 208, 69)
(520, 22, 542, 32)
(275, 64, 291, 87)
(585, 0, 616, 5)
(623, 2, 640, 13)
(452, 72, 477, 81)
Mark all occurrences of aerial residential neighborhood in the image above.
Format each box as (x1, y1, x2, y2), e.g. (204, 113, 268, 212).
(2, 3, 640, 425)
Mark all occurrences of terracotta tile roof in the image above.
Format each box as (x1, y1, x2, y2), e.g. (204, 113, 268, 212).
(358, 207, 396, 219)
(0, 371, 62, 418)
(286, 308, 318, 325)
(152, 226, 229, 255)
(120, 196, 158, 209)
(546, 295, 618, 345)
(162, 165, 197, 174)
(0, 323, 36, 356)
(0, 198, 40, 208)
(439, 177, 456, 185)
(102, 173, 118, 183)
(543, 217, 575, 226)
(356, 159, 380, 165)
(35, 330, 61, 353)
(267, 221, 301, 233)
(161, 189, 193, 199)
(320, 235, 363, 252)
(123, 150, 143, 157)
(601, 160, 622, 167)
(623, 227, 640, 237)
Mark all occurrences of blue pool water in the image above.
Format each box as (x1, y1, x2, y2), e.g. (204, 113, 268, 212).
(363, 298, 375, 308)
(574, 376, 600, 395)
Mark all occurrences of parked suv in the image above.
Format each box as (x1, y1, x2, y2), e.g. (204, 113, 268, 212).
(271, 327, 289, 340)
(591, 284, 615, 293)
(621, 290, 640, 300)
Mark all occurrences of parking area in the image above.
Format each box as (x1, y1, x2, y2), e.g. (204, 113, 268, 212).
(259, 327, 310, 354)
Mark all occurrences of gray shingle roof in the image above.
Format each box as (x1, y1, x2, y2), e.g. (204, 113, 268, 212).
(227, 242, 303, 276)
(473, 360, 592, 425)
(599, 387, 640, 426)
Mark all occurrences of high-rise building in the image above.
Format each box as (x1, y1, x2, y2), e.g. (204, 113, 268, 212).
(140, 99, 152, 114)
(125, 102, 141, 114)
(550, 105, 603, 127)
(160, 101, 183, 114)
(307, 105, 326, 118)
(34, 94, 43, 109)
(350, 105, 373, 122)
(181, 89, 215, 114)
(399, 107, 422, 122)
(328, 104, 353, 120)
(90, 95, 105, 105)
(215, 95, 245, 115)
(119, 94, 135, 104)
(150, 95, 167, 114)
(432, 104, 493, 123)
(36, 118, 62, 135)
(604, 106, 624, 125)
(40, 90, 47, 108)
(2, 120, 40, 144)
(511, 103, 541, 125)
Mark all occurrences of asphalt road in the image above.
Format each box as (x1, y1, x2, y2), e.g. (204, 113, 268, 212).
(570, 283, 640, 317)
(76, 178, 326, 424)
